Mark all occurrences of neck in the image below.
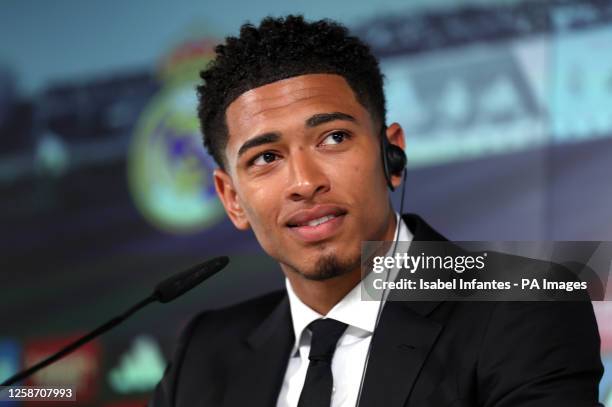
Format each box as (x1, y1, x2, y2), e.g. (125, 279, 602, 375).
(286, 270, 362, 315)
(284, 210, 398, 315)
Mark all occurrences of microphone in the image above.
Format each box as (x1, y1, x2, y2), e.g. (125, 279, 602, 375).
(1, 256, 230, 386)
(154, 256, 229, 302)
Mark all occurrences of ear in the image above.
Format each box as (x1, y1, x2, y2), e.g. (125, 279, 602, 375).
(385, 122, 407, 190)
(213, 168, 250, 230)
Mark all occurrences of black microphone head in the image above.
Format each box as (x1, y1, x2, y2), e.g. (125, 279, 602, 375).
(154, 256, 230, 303)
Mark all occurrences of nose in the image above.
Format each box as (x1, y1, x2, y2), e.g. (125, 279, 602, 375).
(285, 150, 330, 202)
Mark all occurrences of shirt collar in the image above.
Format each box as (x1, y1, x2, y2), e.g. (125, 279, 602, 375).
(285, 213, 413, 354)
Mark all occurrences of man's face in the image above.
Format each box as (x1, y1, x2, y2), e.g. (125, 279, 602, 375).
(214, 74, 402, 280)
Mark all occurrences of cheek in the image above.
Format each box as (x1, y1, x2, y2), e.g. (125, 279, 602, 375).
(239, 186, 280, 233)
(241, 190, 286, 259)
(345, 152, 390, 216)
(343, 150, 386, 191)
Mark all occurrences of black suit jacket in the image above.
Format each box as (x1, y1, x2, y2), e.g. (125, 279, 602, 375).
(150, 214, 603, 407)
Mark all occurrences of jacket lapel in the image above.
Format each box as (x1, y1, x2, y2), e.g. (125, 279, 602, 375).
(223, 296, 294, 407)
(354, 214, 447, 407)
(358, 300, 442, 407)
(402, 214, 447, 243)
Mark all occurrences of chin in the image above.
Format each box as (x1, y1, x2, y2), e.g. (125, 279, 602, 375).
(297, 253, 360, 281)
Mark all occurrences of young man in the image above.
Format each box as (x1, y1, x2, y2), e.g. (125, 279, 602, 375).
(150, 15, 602, 407)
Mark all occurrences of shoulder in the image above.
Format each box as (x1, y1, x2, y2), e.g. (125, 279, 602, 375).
(183, 290, 287, 344)
(149, 292, 288, 406)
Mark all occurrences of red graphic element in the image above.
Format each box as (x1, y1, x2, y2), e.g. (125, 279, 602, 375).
(23, 335, 101, 406)
(593, 302, 612, 353)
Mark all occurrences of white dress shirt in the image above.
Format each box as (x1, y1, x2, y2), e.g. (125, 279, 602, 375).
(276, 213, 413, 407)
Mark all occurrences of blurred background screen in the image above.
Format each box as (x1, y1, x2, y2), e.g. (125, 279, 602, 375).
(1, 0, 611, 405)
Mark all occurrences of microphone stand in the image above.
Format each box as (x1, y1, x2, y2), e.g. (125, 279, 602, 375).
(1, 255, 229, 386)
(1, 295, 156, 386)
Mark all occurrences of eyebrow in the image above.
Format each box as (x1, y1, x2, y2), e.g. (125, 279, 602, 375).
(236, 112, 357, 159)
(237, 132, 281, 158)
(306, 112, 356, 128)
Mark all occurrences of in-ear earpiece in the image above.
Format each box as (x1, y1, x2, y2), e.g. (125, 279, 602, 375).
(380, 126, 407, 191)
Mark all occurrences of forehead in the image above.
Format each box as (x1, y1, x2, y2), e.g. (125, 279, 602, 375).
(224, 73, 371, 141)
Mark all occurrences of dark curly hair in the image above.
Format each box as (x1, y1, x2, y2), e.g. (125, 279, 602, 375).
(197, 15, 386, 169)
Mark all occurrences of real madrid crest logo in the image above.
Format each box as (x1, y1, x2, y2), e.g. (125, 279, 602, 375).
(128, 39, 225, 234)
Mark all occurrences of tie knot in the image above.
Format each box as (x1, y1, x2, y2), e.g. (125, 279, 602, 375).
(307, 319, 347, 362)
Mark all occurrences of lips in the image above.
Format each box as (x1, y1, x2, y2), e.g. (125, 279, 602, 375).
(285, 205, 347, 227)
(285, 205, 348, 243)
(297, 214, 337, 227)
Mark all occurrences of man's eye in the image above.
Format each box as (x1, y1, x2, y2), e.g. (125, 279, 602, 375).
(252, 152, 278, 166)
(321, 131, 350, 145)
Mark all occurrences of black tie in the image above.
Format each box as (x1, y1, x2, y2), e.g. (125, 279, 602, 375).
(297, 318, 348, 407)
